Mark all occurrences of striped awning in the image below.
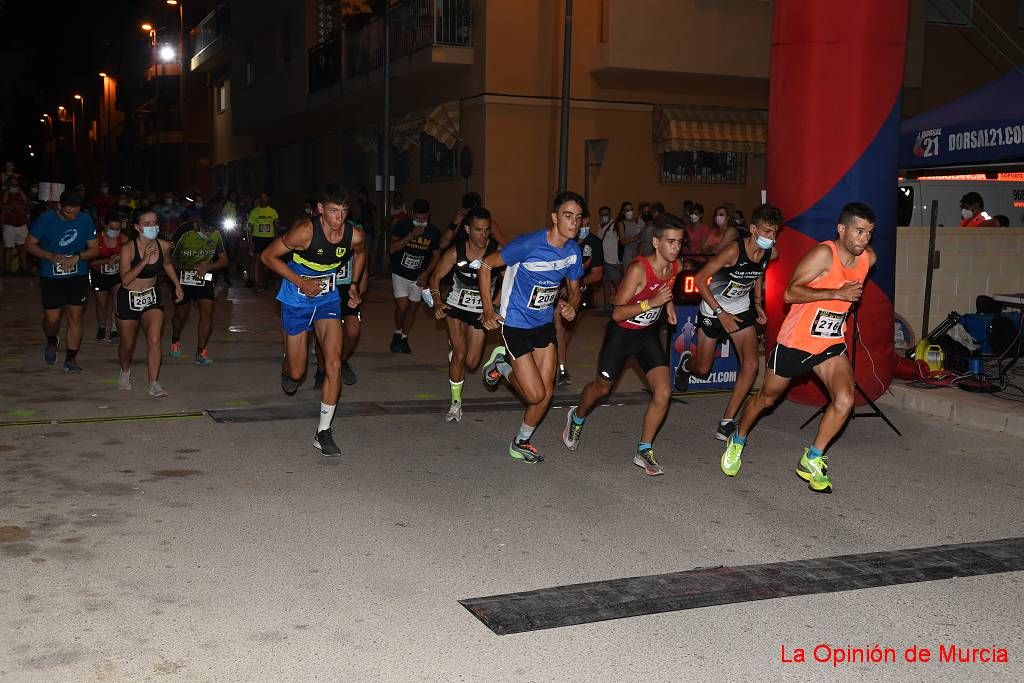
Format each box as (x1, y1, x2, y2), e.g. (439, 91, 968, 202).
(391, 115, 425, 153)
(654, 107, 768, 154)
(423, 101, 461, 150)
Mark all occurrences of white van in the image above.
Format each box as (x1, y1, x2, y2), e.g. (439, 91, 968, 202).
(898, 178, 1024, 226)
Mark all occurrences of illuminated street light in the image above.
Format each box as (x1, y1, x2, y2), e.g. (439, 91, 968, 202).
(141, 22, 154, 31)
(99, 71, 108, 78)
(74, 94, 82, 101)
(159, 45, 176, 62)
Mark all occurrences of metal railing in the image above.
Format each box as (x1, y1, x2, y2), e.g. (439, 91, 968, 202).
(344, 0, 472, 79)
(191, 1, 231, 60)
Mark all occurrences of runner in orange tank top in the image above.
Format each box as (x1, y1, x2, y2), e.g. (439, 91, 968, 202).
(720, 202, 878, 494)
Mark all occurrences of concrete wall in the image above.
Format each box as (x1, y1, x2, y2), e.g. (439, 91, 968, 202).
(894, 227, 1024, 337)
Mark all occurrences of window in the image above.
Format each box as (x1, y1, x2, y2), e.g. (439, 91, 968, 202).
(660, 151, 746, 185)
(245, 45, 256, 85)
(419, 133, 456, 182)
(279, 17, 292, 65)
(927, 0, 972, 26)
(215, 81, 228, 113)
(317, 0, 340, 44)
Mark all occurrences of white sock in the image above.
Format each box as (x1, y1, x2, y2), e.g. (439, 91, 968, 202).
(516, 422, 535, 443)
(394, 329, 402, 336)
(318, 402, 336, 432)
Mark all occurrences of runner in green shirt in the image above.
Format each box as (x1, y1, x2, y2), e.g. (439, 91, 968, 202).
(247, 191, 279, 291)
(169, 210, 229, 365)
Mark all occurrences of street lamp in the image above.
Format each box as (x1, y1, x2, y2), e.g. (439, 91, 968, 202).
(159, 45, 176, 62)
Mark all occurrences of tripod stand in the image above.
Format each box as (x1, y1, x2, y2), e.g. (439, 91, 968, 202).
(799, 303, 902, 435)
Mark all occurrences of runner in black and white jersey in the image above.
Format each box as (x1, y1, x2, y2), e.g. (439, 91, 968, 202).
(675, 203, 782, 441)
(428, 207, 501, 422)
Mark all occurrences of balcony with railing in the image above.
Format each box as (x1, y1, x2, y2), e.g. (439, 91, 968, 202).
(190, 1, 231, 73)
(307, 0, 473, 94)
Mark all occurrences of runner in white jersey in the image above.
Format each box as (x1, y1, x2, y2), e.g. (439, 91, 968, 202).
(675, 204, 782, 442)
(478, 191, 585, 464)
(427, 207, 501, 422)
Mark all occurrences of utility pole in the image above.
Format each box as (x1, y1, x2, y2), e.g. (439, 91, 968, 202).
(380, 0, 392, 272)
(557, 0, 573, 192)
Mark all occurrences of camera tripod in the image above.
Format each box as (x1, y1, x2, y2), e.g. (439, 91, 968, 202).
(799, 304, 902, 435)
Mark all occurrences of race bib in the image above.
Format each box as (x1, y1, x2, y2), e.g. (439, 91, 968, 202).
(629, 307, 662, 327)
(458, 289, 483, 311)
(101, 261, 119, 275)
(527, 285, 559, 311)
(721, 280, 753, 299)
(129, 287, 158, 312)
(254, 222, 273, 237)
(400, 252, 425, 271)
(300, 274, 335, 297)
(810, 309, 846, 338)
(180, 270, 204, 287)
(52, 259, 76, 276)
(335, 261, 351, 285)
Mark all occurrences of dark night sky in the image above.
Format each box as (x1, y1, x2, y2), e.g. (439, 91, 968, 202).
(0, 0, 204, 173)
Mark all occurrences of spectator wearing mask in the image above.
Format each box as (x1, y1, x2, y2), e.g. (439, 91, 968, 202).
(704, 205, 731, 254)
(686, 202, 710, 255)
(959, 192, 998, 227)
(640, 201, 665, 257)
(597, 205, 620, 311)
(1, 174, 31, 275)
(620, 201, 646, 266)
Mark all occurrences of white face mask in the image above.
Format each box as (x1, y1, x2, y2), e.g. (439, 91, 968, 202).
(579, 227, 590, 240)
(599, 215, 610, 225)
(141, 226, 160, 240)
(413, 219, 428, 228)
(714, 215, 727, 227)
(624, 210, 634, 220)
(689, 213, 700, 224)
(105, 228, 120, 239)
(961, 208, 973, 219)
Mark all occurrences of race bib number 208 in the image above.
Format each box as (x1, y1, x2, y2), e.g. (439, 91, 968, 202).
(527, 285, 559, 311)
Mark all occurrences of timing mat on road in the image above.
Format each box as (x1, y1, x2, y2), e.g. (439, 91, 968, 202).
(459, 537, 1024, 635)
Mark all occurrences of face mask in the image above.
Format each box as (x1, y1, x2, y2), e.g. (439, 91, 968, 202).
(413, 219, 428, 228)
(599, 215, 610, 225)
(624, 210, 634, 220)
(961, 208, 973, 219)
(579, 227, 590, 240)
(141, 226, 160, 240)
(689, 213, 700, 224)
(105, 228, 120, 239)
(715, 215, 727, 227)
(755, 234, 775, 250)
(304, 208, 314, 216)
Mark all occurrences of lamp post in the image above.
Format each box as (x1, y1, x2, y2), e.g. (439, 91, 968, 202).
(167, 0, 186, 190)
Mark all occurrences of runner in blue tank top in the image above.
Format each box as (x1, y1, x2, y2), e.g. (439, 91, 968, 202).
(478, 191, 585, 463)
(260, 184, 366, 457)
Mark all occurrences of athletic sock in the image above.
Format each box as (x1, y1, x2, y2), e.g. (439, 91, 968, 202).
(197, 346, 206, 356)
(807, 445, 824, 459)
(559, 363, 565, 371)
(65, 349, 78, 362)
(638, 441, 653, 453)
(450, 380, 463, 403)
(318, 403, 336, 432)
(733, 432, 747, 445)
(394, 329, 402, 336)
(720, 417, 734, 425)
(497, 361, 512, 380)
(171, 336, 181, 344)
(516, 423, 535, 443)
(571, 410, 585, 426)
(401, 333, 408, 340)
(46, 335, 58, 347)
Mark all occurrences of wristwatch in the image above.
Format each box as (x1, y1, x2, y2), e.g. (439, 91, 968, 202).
(713, 305, 724, 317)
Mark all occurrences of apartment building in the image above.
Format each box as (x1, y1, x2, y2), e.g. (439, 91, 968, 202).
(188, 0, 1024, 234)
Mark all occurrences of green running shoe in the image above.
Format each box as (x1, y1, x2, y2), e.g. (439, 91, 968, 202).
(509, 439, 543, 463)
(482, 346, 507, 387)
(720, 433, 744, 477)
(796, 450, 832, 493)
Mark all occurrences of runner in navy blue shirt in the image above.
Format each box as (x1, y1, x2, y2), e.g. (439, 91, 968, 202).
(478, 191, 585, 463)
(24, 190, 99, 372)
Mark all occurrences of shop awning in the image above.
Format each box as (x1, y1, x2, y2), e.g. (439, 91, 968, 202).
(423, 101, 461, 150)
(391, 114, 425, 153)
(654, 106, 767, 154)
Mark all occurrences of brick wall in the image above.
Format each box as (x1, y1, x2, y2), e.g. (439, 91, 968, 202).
(895, 227, 1024, 336)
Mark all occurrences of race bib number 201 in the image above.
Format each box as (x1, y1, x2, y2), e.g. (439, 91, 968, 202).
(301, 274, 335, 297)
(721, 280, 753, 300)
(527, 285, 559, 311)
(810, 309, 846, 338)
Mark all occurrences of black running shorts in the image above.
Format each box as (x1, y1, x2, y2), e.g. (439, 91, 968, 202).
(339, 285, 362, 318)
(500, 323, 556, 360)
(697, 307, 756, 341)
(179, 281, 215, 303)
(596, 321, 667, 382)
(767, 342, 847, 379)
(116, 286, 164, 321)
(40, 276, 89, 310)
(446, 305, 484, 330)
